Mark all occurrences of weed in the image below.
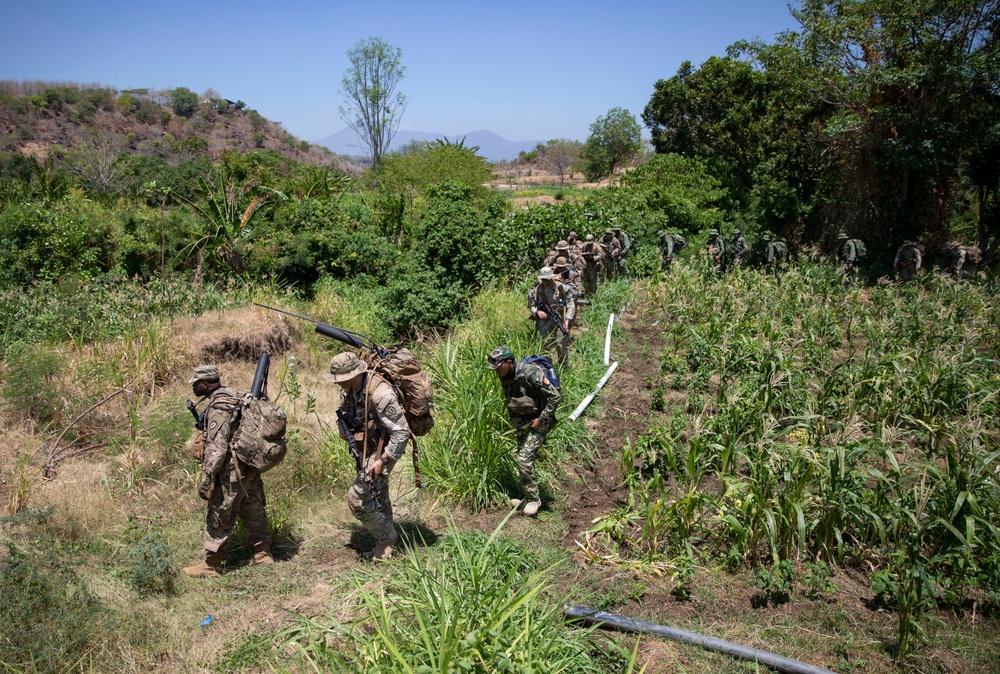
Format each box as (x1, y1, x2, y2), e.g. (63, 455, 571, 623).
(126, 530, 176, 596)
(754, 560, 796, 607)
(802, 560, 837, 600)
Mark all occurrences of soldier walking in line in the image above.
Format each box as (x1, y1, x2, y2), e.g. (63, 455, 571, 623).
(553, 256, 581, 322)
(328, 351, 410, 561)
(706, 229, 728, 276)
(581, 233, 601, 297)
(599, 229, 621, 280)
(894, 240, 924, 281)
(943, 241, 982, 279)
(657, 230, 687, 272)
(837, 232, 866, 276)
(757, 234, 787, 275)
(487, 346, 561, 517)
(730, 229, 751, 268)
(528, 266, 575, 365)
(183, 365, 272, 578)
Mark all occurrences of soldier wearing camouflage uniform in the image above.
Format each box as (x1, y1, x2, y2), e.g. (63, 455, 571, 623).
(657, 230, 684, 271)
(183, 365, 272, 578)
(757, 233, 785, 274)
(528, 266, 575, 365)
(488, 346, 562, 517)
(329, 351, 409, 561)
(567, 231, 583, 258)
(893, 240, 924, 281)
(706, 229, 728, 276)
(553, 256, 581, 322)
(581, 234, 601, 296)
(599, 229, 621, 280)
(837, 232, 864, 275)
(943, 241, 981, 279)
(730, 229, 751, 268)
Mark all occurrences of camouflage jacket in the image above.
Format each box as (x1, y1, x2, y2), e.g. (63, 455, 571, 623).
(499, 361, 561, 427)
(600, 236, 621, 262)
(529, 280, 576, 323)
(339, 372, 410, 461)
(202, 386, 242, 480)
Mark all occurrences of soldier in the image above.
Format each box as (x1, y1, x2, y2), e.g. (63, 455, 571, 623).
(543, 240, 569, 268)
(758, 233, 786, 273)
(553, 256, 582, 323)
(183, 365, 272, 578)
(581, 233, 601, 296)
(528, 266, 575, 365)
(567, 231, 583, 257)
(599, 228, 621, 280)
(657, 230, 686, 271)
(730, 229, 751, 268)
(893, 240, 924, 281)
(487, 346, 561, 517)
(837, 232, 865, 275)
(613, 225, 632, 260)
(329, 351, 410, 561)
(706, 229, 728, 275)
(943, 241, 982, 279)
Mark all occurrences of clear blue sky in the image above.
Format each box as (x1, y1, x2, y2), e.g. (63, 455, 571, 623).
(0, 0, 800, 143)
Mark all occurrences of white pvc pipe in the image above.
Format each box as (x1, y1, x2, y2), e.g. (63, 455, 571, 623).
(569, 361, 619, 422)
(604, 313, 614, 366)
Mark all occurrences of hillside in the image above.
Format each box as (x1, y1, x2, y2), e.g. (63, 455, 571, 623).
(316, 127, 543, 162)
(0, 81, 335, 166)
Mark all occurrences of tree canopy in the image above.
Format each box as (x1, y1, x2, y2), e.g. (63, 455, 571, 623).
(339, 36, 407, 170)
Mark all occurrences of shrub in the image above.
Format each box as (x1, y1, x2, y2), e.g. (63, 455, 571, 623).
(127, 531, 177, 596)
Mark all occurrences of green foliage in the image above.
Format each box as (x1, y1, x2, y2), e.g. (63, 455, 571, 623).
(126, 530, 176, 596)
(755, 559, 796, 605)
(581, 107, 642, 180)
(378, 142, 493, 198)
(273, 519, 631, 673)
(339, 36, 407, 168)
(803, 560, 837, 600)
(1, 345, 67, 425)
(169, 86, 198, 117)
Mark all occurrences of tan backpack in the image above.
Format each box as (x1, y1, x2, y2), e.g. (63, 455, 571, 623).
(231, 394, 288, 473)
(363, 346, 435, 436)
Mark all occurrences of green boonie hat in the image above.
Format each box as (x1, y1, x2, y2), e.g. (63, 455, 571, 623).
(188, 365, 220, 384)
(613, 225, 621, 232)
(604, 228, 614, 236)
(838, 232, 848, 239)
(327, 352, 367, 383)
(708, 228, 719, 237)
(554, 256, 570, 269)
(657, 230, 666, 238)
(556, 240, 569, 251)
(488, 346, 514, 369)
(538, 266, 555, 280)
(733, 229, 742, 236)
(761, 233, 772, 242)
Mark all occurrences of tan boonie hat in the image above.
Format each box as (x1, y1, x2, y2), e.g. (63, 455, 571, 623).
(327, 352, 367, 383)
(188, 365, 220, 384)
(556, 239, 569, 251)
(538, 266, 555, 280)
(554, 256, 570, 269)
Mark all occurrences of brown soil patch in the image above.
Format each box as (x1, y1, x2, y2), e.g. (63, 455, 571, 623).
(176, 305, 300, 364)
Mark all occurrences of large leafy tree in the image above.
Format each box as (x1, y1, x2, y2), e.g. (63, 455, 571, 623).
(339, 36, 407, 170)
(581, 107, 642, 180)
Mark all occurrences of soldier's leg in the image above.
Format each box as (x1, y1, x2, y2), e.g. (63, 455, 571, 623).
(204, 479, 242, 555)
(517, 427, 548, 504)
(237, 472, 271, 550)
(347, 469, 396, 543)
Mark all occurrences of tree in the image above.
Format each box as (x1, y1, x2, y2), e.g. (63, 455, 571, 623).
(170, 87, 198, 117)
(339, 36, 407, 170)
(581, 108, 642, 180)
(543, 139, 582, 183)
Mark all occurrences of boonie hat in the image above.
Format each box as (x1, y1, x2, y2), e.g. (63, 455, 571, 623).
(538, 266, 555, 280)
(327, 352, 367, 383)
(556, 240, 569, 251)
(188, 365, 220, 384)
(554, 256, 570, 269)
(604, 228, 614, 236)
(585, 234, 595, 241)
(708, 228, 719, 237)
(488, 346, 514, 369)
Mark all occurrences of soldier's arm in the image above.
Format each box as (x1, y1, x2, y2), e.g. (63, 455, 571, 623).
(529, 367, 562, 426)
(561, 286, 576, 323)
(202, 402, 235, 478)
(373, 384, 409, 462)
(527, 285, 540, 317)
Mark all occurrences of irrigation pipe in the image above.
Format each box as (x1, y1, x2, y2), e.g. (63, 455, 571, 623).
(604, 313, 614, 366)
(564, 606, 836, 674)
(568, 361, 618, 422)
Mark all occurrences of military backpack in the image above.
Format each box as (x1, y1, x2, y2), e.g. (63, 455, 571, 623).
(231, 394, 288, 474)
(363, 346, 435, 436)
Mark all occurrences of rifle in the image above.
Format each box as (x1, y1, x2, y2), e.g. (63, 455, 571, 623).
(255, 303, 369, 350)
(186, 399, 204, 431)
(336, 409, 383, 514)
(537, 299, 571, 339)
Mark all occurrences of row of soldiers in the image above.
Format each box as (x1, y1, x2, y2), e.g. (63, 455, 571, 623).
(528, 227, 634, 364)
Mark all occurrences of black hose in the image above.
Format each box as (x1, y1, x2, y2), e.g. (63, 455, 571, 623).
(564, 605, 836, 674)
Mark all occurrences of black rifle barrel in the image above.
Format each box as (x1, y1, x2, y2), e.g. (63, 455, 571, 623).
(336, 409, 382, 513)
(255, 303, 366, 349)
(250, 352, 270, 400)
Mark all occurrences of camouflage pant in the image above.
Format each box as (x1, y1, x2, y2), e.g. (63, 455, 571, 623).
(583, 265, 598, 296)
(204, 467, 270, 555)
(347, 456, 396, 543)
(539, 320, 570, 366)
(513, 421, 550, 502)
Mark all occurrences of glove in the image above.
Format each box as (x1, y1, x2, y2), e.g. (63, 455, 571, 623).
(198, 475, 214, 501)
(189, 431, 205, 463)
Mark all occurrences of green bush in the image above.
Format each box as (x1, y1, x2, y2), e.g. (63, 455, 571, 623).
(126, 531, 177, 596)
(1, 345, 67, 425)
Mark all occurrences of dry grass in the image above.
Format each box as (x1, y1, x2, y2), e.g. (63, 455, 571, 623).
(176, 305, 300, 365)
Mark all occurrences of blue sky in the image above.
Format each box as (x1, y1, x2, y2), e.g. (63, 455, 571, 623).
(0, 0, 799, 143)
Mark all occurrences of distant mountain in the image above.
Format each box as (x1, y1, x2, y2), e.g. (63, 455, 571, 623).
(315, 127, 543, 162)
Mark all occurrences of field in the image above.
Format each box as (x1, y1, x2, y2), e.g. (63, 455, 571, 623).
(1, 251, 998, 674)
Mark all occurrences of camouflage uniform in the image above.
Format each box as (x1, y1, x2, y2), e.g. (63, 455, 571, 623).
(943, 241, 981, 279)
(581, 234, 601, 296)
(730, 230, 751, 268)
(340, 371, 409, 545)
(838, 233, 863, 274)
(599, 229, 621, 280)
(489, 347, 561, 507)
(894, 241, 924, 281)
(706, 229, 728, 275)
(757, 234, 785, 274)
(528, 268, 575, 365)
(657, 231, 682, 271)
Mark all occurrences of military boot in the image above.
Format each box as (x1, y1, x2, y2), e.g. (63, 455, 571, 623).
(249, 542, 274, 567)
(522, 500, 541, 517)
(509, 498, 523, 509)
(183, 553, 225, 578)
(362, 529, 399, 561)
